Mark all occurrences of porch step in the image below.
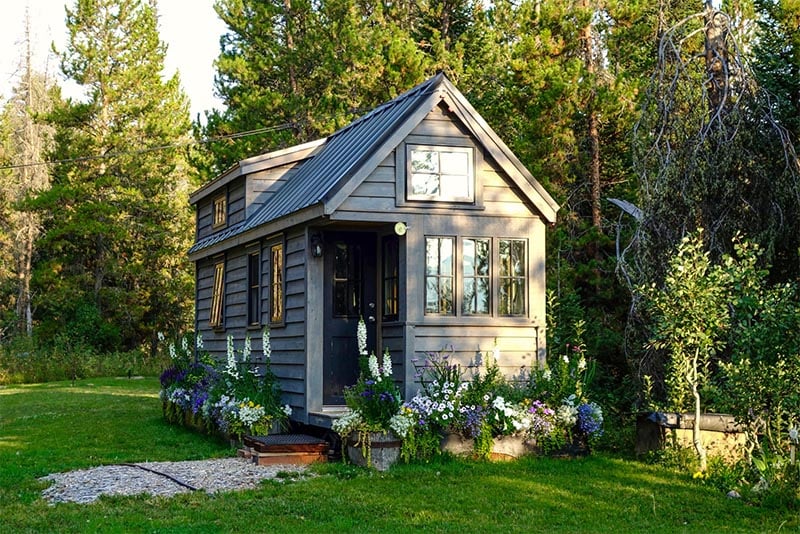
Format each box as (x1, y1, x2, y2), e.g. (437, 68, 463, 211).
(240, 434, 329, 466)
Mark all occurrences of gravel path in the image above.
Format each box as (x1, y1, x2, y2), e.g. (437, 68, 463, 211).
(40, 458, 308, 504)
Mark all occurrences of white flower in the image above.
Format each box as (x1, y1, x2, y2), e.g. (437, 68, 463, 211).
(368, 352, 381, 381)
(357, 317, 368, 356)
(196, 333, 204, 350)
(157, 332, 165, 343)
(790, 427, 799, 443)
(168, 343, 176, 360)
(382, 349, 393, 378)
(225, 335, 240, 379)
(542, 369, 552, 381)
(243, 335, 252, 362)
(562, 355, 569, 364)
(262, 326, 271, 360)
(578, 356, 587, 372)
(283, 404, 292, 416)
(181, 336, 189, 353)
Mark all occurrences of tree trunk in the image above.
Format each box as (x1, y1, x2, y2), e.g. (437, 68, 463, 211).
(580, 1, 602, 231)
(691, 349, 707, 470)
(704, 2, 729, 115)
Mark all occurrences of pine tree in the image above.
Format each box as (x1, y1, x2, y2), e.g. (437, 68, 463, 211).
(198, 0, 430, 177)
(0, 15, 57, 337)
(32, 0, 194, 351)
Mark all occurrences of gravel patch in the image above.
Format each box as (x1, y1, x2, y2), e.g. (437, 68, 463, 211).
(40, 458, 308, 504)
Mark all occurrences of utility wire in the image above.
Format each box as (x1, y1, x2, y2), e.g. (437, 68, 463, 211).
(0, 121, 298, 171)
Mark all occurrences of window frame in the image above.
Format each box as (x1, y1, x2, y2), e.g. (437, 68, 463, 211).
(209, 259, 225, 329)
(498, 238, 527, 317)
(269, 241, 285, 326)
(247, 250, 261, 327)
(212, 194, 227, 229)
(424, 236, 455, 316)
(406, 144, 475, 203)
(461, 237, 491, 316)
(382, 235, 400, 321)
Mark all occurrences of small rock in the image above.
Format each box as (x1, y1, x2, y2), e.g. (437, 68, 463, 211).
(726, 490, 741, 499)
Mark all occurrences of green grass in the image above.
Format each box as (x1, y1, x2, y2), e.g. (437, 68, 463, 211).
(1, 378, 798, 533)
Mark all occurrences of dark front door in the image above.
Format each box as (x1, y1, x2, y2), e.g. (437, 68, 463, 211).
(323, 232, 377, 405)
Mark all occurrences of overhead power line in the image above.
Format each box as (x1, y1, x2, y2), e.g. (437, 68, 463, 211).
(0, 122, 298, 171)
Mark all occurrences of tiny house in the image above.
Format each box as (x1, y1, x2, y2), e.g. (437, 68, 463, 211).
(188, 73, 559, 428)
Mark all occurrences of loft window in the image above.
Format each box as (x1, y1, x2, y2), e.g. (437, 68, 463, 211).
(499, 239, 526, 316)
(407, 145, 474, 202)
(270, 243, 284, 324)
(425, 237, 454, 315)
(210, 260, 225, 328)
(382, 236, 399, 320)
(212, 195, 227, 228)
(247, 252, 260, 326)
(462, 238, 490, 315)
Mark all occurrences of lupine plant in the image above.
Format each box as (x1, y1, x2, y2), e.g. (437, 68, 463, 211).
(159, 328, 291, 441)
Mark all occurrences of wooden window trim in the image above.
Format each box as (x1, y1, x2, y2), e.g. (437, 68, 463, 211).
(269, 241, 285, 325)
(424, 236, 455, 316)
(210, 260, 225, 329)
(212, 194, 227, 229)
(406, 144, 475, 203)
(247, 251, 261, 327)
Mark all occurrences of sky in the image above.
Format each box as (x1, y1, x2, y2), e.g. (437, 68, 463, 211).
(0, 0, 226, 119)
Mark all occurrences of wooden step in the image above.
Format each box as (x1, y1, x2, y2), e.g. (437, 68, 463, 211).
(241, 434, 329, 466)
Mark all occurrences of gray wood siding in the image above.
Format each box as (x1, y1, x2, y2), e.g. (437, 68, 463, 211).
(265, 231, 307, 415)
(228, 179, 246, 226)
(380, 322, 406, 391)
(336, 107, 539, 221)
(196, 199, 214, 240)
(246, 164, 302, 218)
(411, 323, 541, 379)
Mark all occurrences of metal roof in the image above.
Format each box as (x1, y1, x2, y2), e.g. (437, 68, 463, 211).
(189, 72, 560, 256)
(189, 73, 443, 255)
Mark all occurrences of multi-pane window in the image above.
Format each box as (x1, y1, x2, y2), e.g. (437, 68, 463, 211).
(382, 237, 399, 320)
(209, 261, 225, 328)
(425, 237, 454, 315)
(462, 238, 490, 315)
(212, 195, 227, 228)
(247, 252, 260, 326)
(270, 243, 284, 324)
(408, 145, 474, 202)
(333, 242, 362, 317)
(499, 239, 526, 316)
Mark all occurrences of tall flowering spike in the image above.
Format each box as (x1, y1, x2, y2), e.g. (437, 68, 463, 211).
(181, 336, 189, 353)
(157, 331, 165, 343)
(243, 335, 252, 361)
(382, 347, 393, 378)
(226, 335, 239, 379)
(368, 351, 381, 381)
(196, 332, 204, 351)
(357, 316, 368, 356)
(262, 326, 271, 360)
(168, 343, 176, 360)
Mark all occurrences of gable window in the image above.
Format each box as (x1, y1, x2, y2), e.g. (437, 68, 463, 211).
(270, 243, 284, 324)
(425, 237, 454, 315)
(210, 260, 225, 328)
(462, 238, 490, 315)
(499, 239, 526, 316)
(382, 236, 399, 320)
(407, 145, 474, 202)
(247, 252, 260, 326)
(213, 195, 227, 228)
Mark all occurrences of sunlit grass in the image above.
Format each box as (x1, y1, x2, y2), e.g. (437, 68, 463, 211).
(0, 377, 797, 533)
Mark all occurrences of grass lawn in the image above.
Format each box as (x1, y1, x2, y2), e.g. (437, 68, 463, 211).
(1, 377, 798, 533)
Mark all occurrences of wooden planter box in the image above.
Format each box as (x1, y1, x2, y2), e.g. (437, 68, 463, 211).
(636, 412, 746, 460)
(439, 432, 538, 460)
(346, 431, 401, 471)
